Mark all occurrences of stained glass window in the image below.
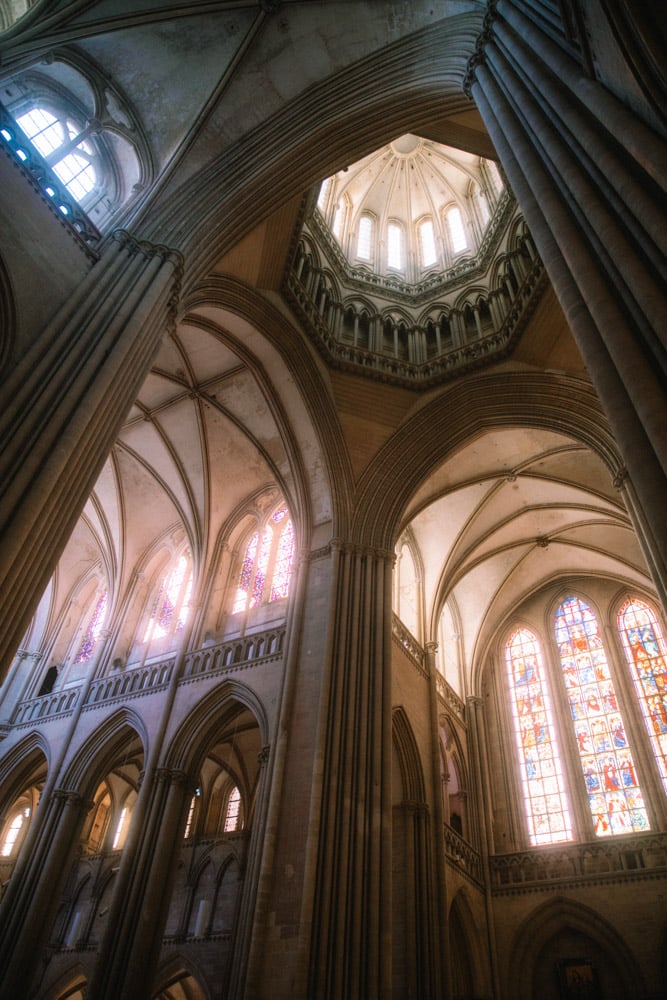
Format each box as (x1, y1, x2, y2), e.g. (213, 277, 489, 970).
(618, 598, 667, 794)
(73, 591, 108, 664)
(271, 517, 294, 601)
(555, 596, 649, 836)
(223, 786, 241, 832)
(506, 628, 572, 845)
(232, 506, 295, 613)
(143, 554, 192, 643)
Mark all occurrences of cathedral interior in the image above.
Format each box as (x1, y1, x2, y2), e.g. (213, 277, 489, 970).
(0, 2, 665, 998)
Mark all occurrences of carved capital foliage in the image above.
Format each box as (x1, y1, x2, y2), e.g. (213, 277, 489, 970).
(463, 0, 499, 96)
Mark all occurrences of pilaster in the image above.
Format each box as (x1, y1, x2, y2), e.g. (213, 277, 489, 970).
(467, 0, 667, 606)
(0, 231, 184, 679)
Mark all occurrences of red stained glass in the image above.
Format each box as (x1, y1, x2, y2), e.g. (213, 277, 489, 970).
(555, 596, 649, 836)
(506, 627, 572, 845)
(618, 598, 667, 794)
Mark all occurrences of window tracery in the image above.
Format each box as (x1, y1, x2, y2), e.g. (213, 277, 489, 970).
(143, 553, 192, 645)
(506, 627, 572, 845)
(555, 596, 648, 836)
(223, 786, 241, 832)
(232, 506, 294, 614)
(505, 593, 664, 846)
(72, 590, 108, 664)
(618, 598, 667, 794)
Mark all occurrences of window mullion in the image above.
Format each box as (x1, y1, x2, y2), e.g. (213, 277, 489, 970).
(608, 615, 667, 829)
(546, 630, 594, 841)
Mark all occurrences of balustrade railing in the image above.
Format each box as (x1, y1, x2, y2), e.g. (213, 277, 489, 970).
(181, 626, 286, 679)
(490, 832, 667, 891)
(435, 672, 466, 721)
(11, 627, 286, 724)
(391, 615, 426, 673)
(444, 823, 483, 885)
(11, 686, 80, 725)
(84, 657, 175, 707)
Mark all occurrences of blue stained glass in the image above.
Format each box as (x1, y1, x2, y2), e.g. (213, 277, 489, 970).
(555, 596, 649, 836)
(73, 591, 108, 663)
(506, 628, 572, 845)
(618, 598, 667, 794)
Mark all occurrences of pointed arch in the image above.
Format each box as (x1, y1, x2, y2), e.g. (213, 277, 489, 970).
(60, 708, 147, 797)
(392, 707, 426, 803)
(506, 896, 646, 1000)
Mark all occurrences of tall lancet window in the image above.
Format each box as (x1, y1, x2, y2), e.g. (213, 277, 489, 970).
(618, 598, 667, 794)
(143, 553, 192, 643)
(555, 596, 649, 836)
(506, 627, 572, 845)
(357, 214, 374, 261)
(233, 506, 295, 613)
(73, 590, 108, 663)
(446, 205, 467, 254)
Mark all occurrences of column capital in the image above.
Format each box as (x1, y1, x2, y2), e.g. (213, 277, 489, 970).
(463, 0, 499, 96)
(112, 229, 184, 276)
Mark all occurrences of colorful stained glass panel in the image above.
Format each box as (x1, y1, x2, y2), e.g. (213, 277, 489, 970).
(506, 628, 572, 845)
(618, 599, 667, 794)
(555, 596, 649, 836)
(73, 591, 108, 663)
(270, 518, 294, 601)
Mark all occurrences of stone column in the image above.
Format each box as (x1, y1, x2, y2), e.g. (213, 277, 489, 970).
(0, 230, 183, 680)
(467, 0, 667, 604)
(87, 767, 190, 1000)
(0, 789, 91, 997)
(306, 541, 393, 1000)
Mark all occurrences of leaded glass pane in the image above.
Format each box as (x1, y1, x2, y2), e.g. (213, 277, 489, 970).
(73, 591, 108, 663)
(144, 555, 190, 641)
(270, 518, 294, 601)
(555, 596, 649, 836)
(618, 599, 667, 794)
(224, 786, 241, 832)
(233, 531, 258, 613)
(506, 627, 572, 845)
(251, 524, 273, 607)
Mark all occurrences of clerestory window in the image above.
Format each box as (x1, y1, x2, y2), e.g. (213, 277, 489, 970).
(357, 214, 374, 261)
(506, 593, 666, 846)
(232, 506, 295, 614)
(143, 553, 192, 645)
(387, 221, 404, 270)
(16, 107, 98, 202)
(445, 206, 467, 255)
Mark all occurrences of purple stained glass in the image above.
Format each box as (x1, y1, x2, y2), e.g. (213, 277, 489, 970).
(224, 786, 241, 832)
(506, 627, 572, 845)
(250, 525, 272, 608)
(270, 518, 294, 602)
(271, 506, 288, 524)
(555, 596, 649, 836)
(233, 532, 259, 613)
(144, 555, 191, 641)
(618, 598, 667, 794)
(73, 591, 108, 663)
